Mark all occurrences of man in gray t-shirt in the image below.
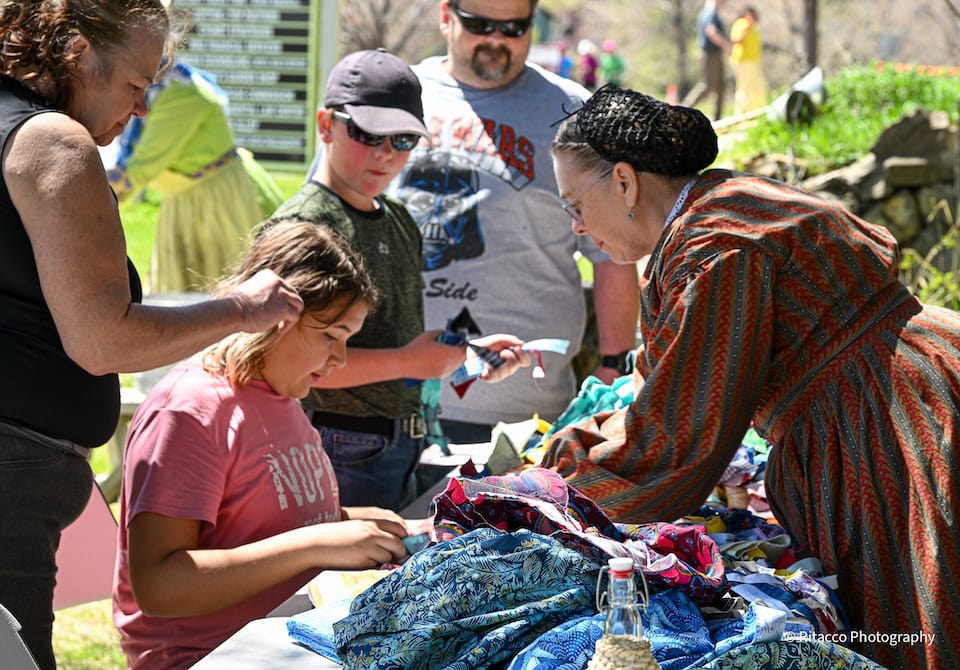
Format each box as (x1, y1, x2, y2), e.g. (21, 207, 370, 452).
(388, 0, 640, 441)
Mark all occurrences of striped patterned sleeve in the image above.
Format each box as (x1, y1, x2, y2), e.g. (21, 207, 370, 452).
(543, 245, 774, 522)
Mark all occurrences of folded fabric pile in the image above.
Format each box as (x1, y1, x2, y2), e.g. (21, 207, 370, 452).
(433, 469, 726, 601)
(499, 375, 773, 517)
(709, 429, 771, 512)
(287, 469, 881, 668)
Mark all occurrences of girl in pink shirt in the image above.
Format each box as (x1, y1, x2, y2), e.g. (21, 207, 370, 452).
(113, 219, 409, 670)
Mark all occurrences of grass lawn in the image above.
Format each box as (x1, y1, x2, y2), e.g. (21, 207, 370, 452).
(50, 170, 305, 669)
(52, 600, 126, 670)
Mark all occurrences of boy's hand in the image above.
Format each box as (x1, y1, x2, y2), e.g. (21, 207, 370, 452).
(470, 333, 532, 383)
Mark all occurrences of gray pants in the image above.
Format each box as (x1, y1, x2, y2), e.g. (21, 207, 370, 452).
(682, 49, 726, 120)
(0, 421, 93, 670)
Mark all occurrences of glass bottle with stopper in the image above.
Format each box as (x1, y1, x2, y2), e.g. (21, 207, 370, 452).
(601, 556, 644, 636)
(587, 556, 661, 670)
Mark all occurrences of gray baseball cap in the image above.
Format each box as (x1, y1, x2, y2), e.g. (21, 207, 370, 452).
(323, 48, 429, 140)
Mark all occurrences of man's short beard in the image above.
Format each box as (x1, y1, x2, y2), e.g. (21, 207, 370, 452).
(470, 44, 512, 82)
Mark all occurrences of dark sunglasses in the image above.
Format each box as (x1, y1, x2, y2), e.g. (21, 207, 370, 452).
(448, 2, 533, 38)
(332, 110, 421, 152)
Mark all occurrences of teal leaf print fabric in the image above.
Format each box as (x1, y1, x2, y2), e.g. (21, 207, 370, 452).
(333, 528, 600, 669)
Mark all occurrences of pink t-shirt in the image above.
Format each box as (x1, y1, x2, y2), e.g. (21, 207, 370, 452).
(113, 358, 341, 670)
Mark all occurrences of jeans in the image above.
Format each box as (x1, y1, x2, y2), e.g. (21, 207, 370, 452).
(314, 422, 423, 512)
(0, 421, 94, 670)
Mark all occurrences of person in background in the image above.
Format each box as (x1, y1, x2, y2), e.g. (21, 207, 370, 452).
(388, 0, 639, 447)
(729, 6, 768, 114)
(271, 49, 529, 511)
(107, 1, 283, 293)
(544, 84, 960, 669)
(114, 219, 410, 670)
(557, 40, 574, 80)
(682, 0, 731, 120)
(576, 38, 599, 91)
(599, 38, 625, 87)
(0, 2, 300, 668)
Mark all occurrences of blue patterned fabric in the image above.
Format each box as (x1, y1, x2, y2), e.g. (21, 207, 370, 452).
(706, 640, 886, 669)
(508, 590, 713, 669)
(333, 528, 600, 669)
(507, 588, 884, 670)
(434, 470, 727, 601)
(288, 530, 883, 669)
(506, 614, 604, 670)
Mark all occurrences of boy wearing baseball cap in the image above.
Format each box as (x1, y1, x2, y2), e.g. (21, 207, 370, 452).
(267, 50, 526, 511)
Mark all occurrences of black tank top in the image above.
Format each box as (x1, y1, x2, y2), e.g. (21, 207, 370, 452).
(0, 75, 142, 447)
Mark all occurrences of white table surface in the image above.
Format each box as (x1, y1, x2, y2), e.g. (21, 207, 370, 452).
(190, 617, 340, 669)
(191, 442, 495, 668)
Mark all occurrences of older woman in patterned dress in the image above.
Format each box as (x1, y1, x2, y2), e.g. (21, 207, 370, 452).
(544, 84, 960, 669)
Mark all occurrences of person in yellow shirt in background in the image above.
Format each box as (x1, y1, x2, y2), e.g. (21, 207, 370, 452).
(729, 6, 768, 114)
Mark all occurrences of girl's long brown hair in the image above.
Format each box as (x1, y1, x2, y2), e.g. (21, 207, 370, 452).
(202, 220, 380, 388)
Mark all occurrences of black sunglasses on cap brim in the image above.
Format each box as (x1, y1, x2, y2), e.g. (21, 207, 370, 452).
(332, 110, 421, 152)
(448, 1, 533, 39)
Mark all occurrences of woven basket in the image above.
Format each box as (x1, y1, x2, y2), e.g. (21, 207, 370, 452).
(585, 634, 662, 670)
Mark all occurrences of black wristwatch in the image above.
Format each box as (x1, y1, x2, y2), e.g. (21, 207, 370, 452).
(599, 350, 632, 375)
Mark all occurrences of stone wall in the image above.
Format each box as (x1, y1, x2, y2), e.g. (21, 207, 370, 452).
(800, 110, 958, 265)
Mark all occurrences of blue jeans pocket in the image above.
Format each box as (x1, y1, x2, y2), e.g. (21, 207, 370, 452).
(316, 426, 421, 510)
(321, 429, 390, 467)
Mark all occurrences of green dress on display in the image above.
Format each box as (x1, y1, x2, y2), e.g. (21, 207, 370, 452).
(108, 61, 282, 293)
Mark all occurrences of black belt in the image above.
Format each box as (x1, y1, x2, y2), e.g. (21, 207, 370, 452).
(311, 411, 425, 439)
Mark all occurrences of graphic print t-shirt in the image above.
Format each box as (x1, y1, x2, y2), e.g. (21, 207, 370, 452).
(390, 58, 610, 424)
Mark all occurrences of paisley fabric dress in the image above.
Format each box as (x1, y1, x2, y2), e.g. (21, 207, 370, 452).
(543, 169, 960, 668)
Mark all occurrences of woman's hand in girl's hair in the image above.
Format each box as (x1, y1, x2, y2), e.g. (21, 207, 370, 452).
(227, 269, 304, 334)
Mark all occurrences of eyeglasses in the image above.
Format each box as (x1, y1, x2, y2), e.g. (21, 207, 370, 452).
(560, 168, 613, 221)
(332, 110, 421, 152)
(447, 2, 533, 39)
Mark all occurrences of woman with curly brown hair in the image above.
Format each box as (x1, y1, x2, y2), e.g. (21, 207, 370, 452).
(0, 3, 301, 666)
(545, 85, 960, 669)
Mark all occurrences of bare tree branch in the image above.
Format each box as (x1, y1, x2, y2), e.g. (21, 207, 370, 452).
(940, 0, 960, 22)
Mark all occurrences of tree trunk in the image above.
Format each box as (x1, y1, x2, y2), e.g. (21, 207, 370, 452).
(672, 0, 689, 97)
(803, 0, 818, 69)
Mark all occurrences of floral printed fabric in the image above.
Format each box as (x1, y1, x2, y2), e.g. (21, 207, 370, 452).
(333, 528, 600, 669)
(292, 473, 878, 669)
(433, 468, 726, 601)
(708, 640, 886, 669)
(508, 588, 884, 670)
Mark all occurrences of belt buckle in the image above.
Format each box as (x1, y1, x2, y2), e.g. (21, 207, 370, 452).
(404, 414, 425, 439)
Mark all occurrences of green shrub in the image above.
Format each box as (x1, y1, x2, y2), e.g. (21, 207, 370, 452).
(719, 62, 960, 175)
(900, 202, 960, 311)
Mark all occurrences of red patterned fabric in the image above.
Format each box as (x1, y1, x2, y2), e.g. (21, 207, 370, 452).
(431, 470, 726, 600)
(542, 169, 960, 668)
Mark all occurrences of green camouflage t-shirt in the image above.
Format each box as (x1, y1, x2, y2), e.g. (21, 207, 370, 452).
(270, 182, 424, 418)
